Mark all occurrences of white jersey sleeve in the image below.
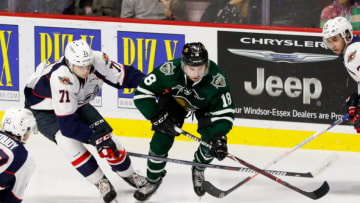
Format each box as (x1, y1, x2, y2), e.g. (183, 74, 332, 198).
(344, 42, 360, 84)
(92, 51, 126, 86)
(12, 154, 35, 200)
(0, 132, 35, 201)
(0, 144, 14, 175)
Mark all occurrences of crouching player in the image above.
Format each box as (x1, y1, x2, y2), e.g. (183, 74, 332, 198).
(0, 107, 37, 203)
(322, 17, 360, 131)
(24, 39, 147, 203)
(133, 42, 235, 201)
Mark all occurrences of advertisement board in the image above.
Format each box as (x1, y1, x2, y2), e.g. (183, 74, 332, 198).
(0, 13, 359, 151)
(117, 31, 185, 109)
(218, 31, 358, 124)
(0, 24, 19, 101)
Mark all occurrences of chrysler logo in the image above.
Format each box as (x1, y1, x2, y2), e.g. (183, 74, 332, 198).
(228, 49, 338, 63)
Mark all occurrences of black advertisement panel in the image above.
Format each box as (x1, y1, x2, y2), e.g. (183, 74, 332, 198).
(218, 31, 357, 124)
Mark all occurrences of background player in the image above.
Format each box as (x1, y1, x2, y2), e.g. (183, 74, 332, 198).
(0, 107, 37, 203)
(24, 39, 146, 203)
(322, 17, 360, 132)
(133, 42, 235, 201)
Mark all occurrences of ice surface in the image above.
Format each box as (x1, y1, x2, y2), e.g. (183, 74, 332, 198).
(23, 134, 360, 203)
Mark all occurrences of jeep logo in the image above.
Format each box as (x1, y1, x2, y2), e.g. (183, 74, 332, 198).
(244, 68, 322, 104)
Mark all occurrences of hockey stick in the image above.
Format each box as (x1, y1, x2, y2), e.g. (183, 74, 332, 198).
(127, 151, 314, 178)
(310, 152, 339, 177)
(174, 126, 330, 200)
(203, 114, 349, 198)
(202, 152, 339, 198)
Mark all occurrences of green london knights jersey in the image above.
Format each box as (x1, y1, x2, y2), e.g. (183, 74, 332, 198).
(134, 58, 235, 135)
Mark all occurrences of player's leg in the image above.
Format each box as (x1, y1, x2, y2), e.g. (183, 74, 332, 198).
(134, 95, 187, 201)
(77, 104, 147, 189)
(55, 132, 116, 203)
(28, 109, 58, 143)
(133, 132, 173, 201)
(191, 109, 214, 197)
(108, 135, 147, 188)
(28, 109, 115, 202)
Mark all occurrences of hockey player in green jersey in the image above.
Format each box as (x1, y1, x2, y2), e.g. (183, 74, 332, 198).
(133, 42, 235, 201)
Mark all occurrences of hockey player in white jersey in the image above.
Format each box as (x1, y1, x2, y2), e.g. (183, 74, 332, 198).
(322, 16, 360, 132)
(0, 107, 37, 203)
(24, 39, 147, 203)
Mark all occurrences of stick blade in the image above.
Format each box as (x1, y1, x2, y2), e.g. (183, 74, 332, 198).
(311, 152, 339, 177)
(203, 181, 227, 198)
(302, 181, 329, 200)
(203, 177, 250, 198)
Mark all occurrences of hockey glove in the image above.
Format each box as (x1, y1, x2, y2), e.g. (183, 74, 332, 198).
(209, 133, 228, 161)
(151, 111, 179, 136)
(89, 133, 120, 158)
(353, 119, 360, 133)
(346, 93, 360, 122)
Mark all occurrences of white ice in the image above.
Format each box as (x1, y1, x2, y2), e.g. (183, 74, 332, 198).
(23, 133, 360, 203)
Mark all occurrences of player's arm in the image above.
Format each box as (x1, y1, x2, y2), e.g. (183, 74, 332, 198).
(12, 152, 35, 202)
(50, 69, 92, 142)
(200, 77, 235, 160)
(133, 65, 170, 120)
(93, 51, 145, 89)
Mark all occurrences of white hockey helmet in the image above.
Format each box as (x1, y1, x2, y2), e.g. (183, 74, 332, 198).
(322, 16, 353, 49)
(1, 107, 37, 143)
(64, 39, 94, 71)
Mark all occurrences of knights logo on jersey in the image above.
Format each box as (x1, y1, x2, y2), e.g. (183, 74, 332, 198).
(347, 50, 357, 63)
(102, 52, 110, 65)
(159, 62, 176, 75)
(58, 76, 73, 86)
(211, 73, 226, 89)
(172, 85, 205, 101)
(174, 96, 198, 111)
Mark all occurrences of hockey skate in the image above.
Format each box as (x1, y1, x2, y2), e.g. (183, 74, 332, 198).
(133, 179, 162, 201)
(133, 170, 166, 201)
(95, 175, 117, 203)
(122, 171, 148, 189)
(192, 167, 205, 196)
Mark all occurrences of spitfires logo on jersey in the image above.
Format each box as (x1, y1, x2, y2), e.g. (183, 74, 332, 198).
(58, 76, 73, 86)
(211, 73, 226, 89)
(347, 50, 357, 63)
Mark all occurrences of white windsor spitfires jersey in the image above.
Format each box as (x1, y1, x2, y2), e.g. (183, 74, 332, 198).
(25, 50, 144, 141)
(25, 51, 125, 116)
(344, 42, 360, 85)
(0, 132, 35, 201)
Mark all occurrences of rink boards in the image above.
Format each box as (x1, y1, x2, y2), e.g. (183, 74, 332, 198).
(105, 117, 360, 152)
(0, 13, 359, 152)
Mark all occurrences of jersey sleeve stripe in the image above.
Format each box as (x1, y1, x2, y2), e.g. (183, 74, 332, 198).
(134, 95, 156, 100)
(211, 116, 234, 124)
(4, 170, 15, 174)
(210, 108, 235, 116)
(136, 86, 155, 95)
